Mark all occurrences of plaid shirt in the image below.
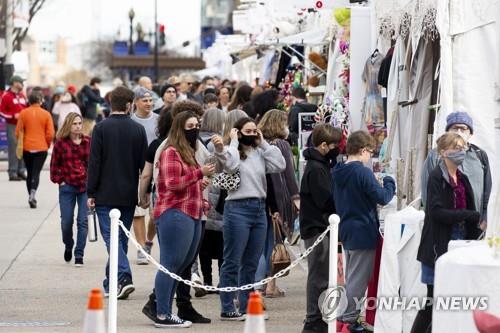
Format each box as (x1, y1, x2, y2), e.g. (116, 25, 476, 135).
(154, 147, 205, 220)
(50, 136, 91, 192)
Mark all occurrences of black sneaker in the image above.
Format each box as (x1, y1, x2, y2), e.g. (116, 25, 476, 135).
(142, 293, 157, 322)
(178, 306, 211, 324)
(117, 277, 135, 299)
(64, 249, 72, 263)
(194, 286, 207, 298)
(220, 311, 246, 321)
(155, 315, 192, 328)
(74, 258, 84, 267)
(29, 199, 37, 209)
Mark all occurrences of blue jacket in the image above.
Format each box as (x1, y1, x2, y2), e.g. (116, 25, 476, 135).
(332, 161, 395, 250)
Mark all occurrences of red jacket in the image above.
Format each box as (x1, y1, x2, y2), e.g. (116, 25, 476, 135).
(0, 89, 27, 125)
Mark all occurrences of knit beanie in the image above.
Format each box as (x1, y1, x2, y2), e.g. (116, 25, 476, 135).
(445, 112, 473, 134)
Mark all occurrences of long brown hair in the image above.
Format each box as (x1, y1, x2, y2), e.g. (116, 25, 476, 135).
(257, 109, 287, 141)
(223, 109, 247, 145)
(56, 112, 82, 140)
(165, 111, 198, 166)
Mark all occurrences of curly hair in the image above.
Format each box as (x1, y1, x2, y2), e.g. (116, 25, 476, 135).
(171, 100, 204, 119)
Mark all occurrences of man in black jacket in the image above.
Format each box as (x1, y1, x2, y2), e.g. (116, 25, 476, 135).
(300, 124, 342, 333)
(79, 77, 105, 135)
(87, 86, 148, 300)
(288, 87, 318, 146)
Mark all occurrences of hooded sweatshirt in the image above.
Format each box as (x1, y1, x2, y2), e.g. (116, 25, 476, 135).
(299, 147, 335, 239)
(332, 161, 395, 250)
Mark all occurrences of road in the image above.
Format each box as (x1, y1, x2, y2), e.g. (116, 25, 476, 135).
(0, 166, 310, 332)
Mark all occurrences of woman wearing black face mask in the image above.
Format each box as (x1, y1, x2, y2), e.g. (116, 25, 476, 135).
(151, 111, 216, 328)
(211, 117, 286, 320)
(411, 132, 481, 333)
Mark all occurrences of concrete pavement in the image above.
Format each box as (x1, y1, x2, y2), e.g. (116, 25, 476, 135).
(0, 167, 310, 332)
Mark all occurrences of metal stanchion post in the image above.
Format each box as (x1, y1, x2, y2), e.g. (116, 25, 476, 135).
(328, 214, 340, 333)
(108, 209, 121, 333)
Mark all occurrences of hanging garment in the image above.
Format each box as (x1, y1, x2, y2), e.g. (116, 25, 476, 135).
(361, 53, 385, 127)
(378, 47, 395, 127)
(374, 206, 427, 333)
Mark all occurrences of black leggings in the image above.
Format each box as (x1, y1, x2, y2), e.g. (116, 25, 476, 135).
(199, 229, 224, 286)
(410, 285, 434, 333)
(23, 151, 47, 194)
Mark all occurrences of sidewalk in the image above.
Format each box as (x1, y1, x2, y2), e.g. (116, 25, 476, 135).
(0, 170, 309, 332)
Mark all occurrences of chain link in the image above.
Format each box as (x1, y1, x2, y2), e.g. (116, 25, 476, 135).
(117, 220, 331, 293)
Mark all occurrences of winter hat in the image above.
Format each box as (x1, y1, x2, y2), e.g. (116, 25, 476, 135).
(446, 112, 473, 134)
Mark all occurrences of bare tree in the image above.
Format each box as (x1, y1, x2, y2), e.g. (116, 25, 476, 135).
(12, 0, 47, 50)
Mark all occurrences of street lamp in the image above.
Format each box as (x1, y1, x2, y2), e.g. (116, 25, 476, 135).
(153, 0, 159, 83)
(128, 8, 135, 55)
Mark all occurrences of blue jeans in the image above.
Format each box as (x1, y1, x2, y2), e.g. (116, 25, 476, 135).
(155, 209, 202, 316)
(96, 205, 135, 291)
(255, 216, 274, 285)
(59, 184, 88, 258)
(219, 198, 267, 313)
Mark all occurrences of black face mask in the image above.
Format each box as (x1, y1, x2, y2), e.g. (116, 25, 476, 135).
(239, 134, 258, 147)
(326, 147, 339, 161)
(185, 128, 199, 148)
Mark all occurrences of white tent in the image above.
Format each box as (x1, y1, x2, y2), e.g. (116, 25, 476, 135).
(434, 0, 499, 237)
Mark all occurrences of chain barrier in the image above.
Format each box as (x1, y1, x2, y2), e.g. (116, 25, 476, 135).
(118, 220, 331, 293)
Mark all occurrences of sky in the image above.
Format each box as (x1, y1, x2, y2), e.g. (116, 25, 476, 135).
(28, 0, 202, 54)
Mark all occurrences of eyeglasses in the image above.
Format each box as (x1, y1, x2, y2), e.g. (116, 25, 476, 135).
(450, 125, 470, 133)
(365, 148, 374, 156)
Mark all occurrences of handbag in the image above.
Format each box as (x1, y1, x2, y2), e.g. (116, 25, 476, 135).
(212, 170, 241, 192)
(271, 214, 291, 277)
(16, 129, 24, 159)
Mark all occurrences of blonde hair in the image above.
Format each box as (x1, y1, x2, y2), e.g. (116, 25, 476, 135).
(56, 112, 82, 140)
(223, 109, 247, 144)
(436, 132, 466, 157)
(257, 109, 288, 140)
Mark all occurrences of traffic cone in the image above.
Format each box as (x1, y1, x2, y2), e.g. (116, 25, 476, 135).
(244, 291, 266, 333)
(82, 288, 106, 333)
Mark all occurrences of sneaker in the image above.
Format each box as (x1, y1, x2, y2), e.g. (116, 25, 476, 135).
(155, 314, 192, 328)
(74, 258, 84, 267)
(64, 249, 72, 263)
(137, 249, 149, 265)
(191, 273, 207, 298)
(144, 241, 153, 255)
(28, 199, 37, 209)
(117, 277, 135, 299)
(220, 311, 246, 321)
(302, 320, 327, 333)
(348, 320, 373, 333)
(178, 306, 211, 324)
(142, 293, 157, 322)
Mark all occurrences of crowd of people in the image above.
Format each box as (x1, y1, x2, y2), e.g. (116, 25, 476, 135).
(0, 71, 491, 332)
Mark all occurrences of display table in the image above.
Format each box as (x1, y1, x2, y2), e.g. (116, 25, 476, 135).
(433, 241, 500, 332)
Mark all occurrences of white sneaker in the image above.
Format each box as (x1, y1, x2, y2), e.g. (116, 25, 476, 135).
(137, 249, 149, 265)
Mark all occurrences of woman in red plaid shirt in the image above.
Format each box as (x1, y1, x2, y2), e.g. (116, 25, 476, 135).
(152, 111, 216, 329)
(49, 112, 90, 267)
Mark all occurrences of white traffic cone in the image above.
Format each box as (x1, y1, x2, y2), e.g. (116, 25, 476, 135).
(244, 291, 266, 333)
(82, 288, 106, 333)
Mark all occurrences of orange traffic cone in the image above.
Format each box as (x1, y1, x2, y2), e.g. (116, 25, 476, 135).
(244, 291, 266, 333)
(82, 288, 106, 333)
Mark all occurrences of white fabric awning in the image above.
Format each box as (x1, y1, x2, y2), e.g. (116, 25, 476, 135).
(260, 27, 330, 46)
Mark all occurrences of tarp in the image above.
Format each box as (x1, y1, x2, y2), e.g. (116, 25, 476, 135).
(260, 27, 330, 46)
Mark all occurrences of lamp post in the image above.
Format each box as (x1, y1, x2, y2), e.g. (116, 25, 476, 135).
(128, 8, 135, 55)
(153, 0, 159, 83)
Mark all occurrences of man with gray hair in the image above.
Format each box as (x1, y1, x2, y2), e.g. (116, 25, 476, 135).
(131, 86, 159, 265)
(138, 76, 163, 111)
